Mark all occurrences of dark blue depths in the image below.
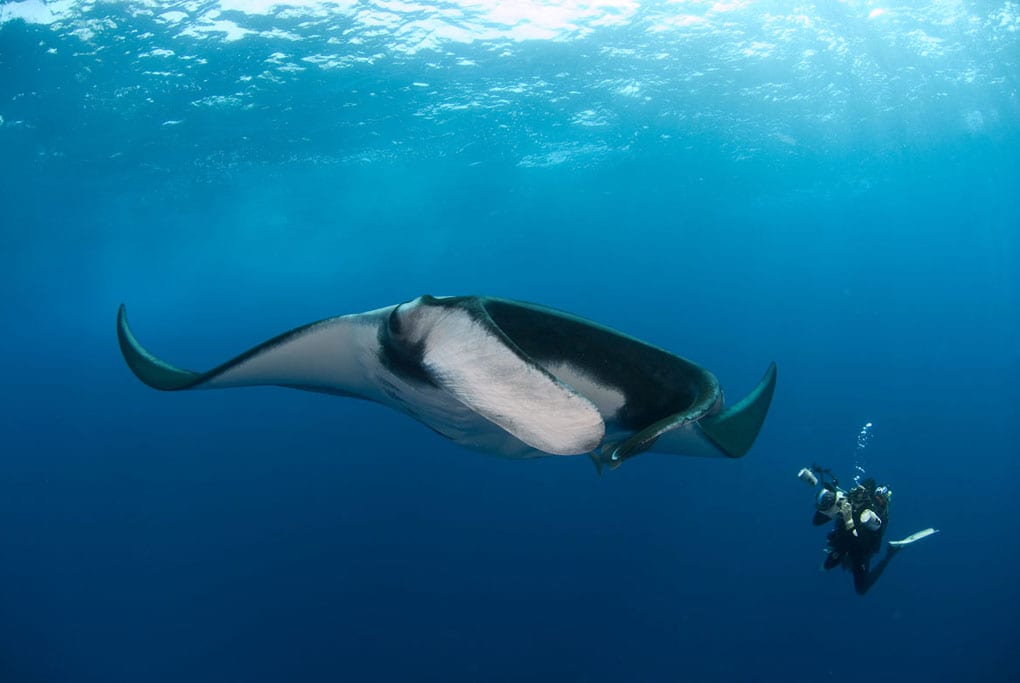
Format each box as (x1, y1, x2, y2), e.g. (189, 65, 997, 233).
(1, 8, 1018, 683)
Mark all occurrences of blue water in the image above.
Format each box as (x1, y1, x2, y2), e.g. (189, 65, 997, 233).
(2, 1, 1018, 681)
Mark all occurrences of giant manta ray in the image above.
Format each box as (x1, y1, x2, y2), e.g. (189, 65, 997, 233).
(117, 295, 777, 471)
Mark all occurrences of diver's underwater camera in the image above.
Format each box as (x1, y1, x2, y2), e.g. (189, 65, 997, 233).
(800, 466, 857, 535)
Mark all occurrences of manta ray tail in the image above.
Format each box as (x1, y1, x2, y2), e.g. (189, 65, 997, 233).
(698, 362, 777, 458)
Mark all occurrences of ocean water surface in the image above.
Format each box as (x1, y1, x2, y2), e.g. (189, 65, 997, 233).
(1, 1, 1018, 681)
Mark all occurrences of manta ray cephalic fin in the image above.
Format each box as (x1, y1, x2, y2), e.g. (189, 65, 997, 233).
(697, 362, 777, 458)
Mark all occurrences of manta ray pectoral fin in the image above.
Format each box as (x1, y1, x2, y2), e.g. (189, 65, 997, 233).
(698, 362, 777, 458)
(117, 305, 204, 390)
(117, 304, 383, 398)
(418, 303, 605, 456)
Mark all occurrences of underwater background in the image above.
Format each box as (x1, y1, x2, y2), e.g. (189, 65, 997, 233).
(1, 1, 1018, 681)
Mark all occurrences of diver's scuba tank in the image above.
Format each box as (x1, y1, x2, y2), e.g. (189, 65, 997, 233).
(859, 509, 882, 531)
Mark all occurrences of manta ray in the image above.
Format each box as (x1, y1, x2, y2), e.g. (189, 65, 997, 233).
(117, 295, 776, 471)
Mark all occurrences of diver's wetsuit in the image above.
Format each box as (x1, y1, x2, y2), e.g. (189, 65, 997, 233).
(816, 480, 897, 595)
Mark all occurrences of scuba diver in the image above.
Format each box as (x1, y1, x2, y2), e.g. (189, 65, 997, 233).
(798, 465, 937, 596)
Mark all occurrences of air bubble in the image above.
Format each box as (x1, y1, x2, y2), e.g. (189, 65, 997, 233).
(853, 421, 875, 485)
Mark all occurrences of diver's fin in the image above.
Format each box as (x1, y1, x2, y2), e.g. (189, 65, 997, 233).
(697, 362, 777, 458)
(889, 528, 939, 548)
